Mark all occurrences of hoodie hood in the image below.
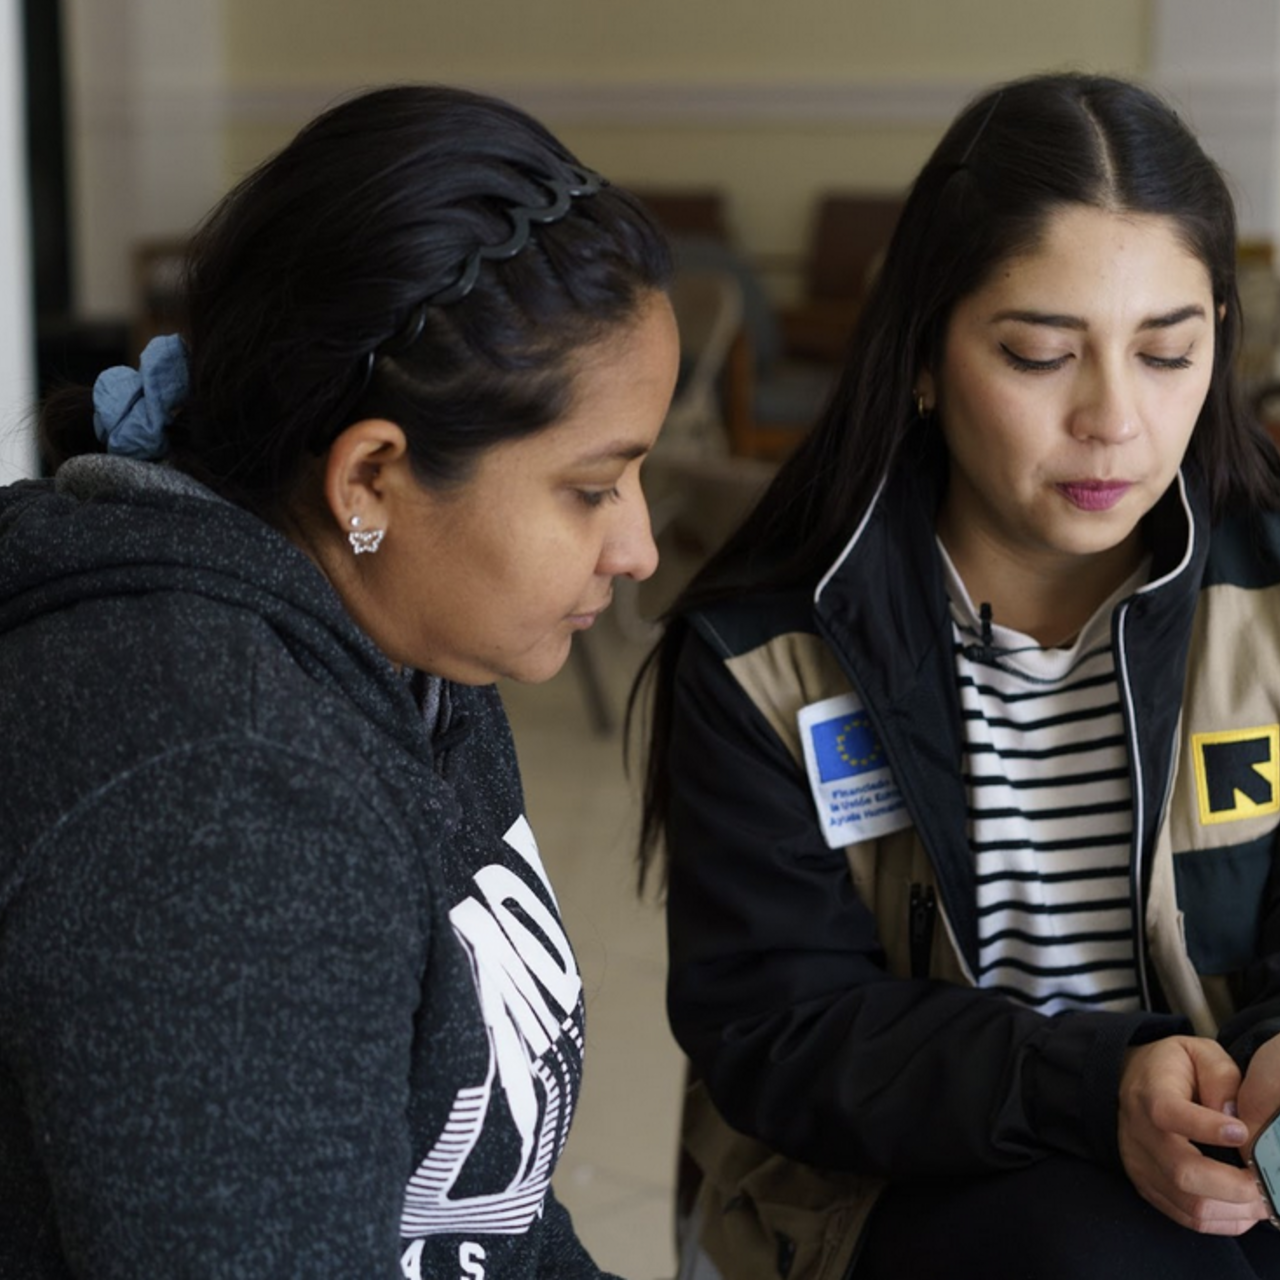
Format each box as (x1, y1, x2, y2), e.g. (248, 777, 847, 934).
(0, 456, 425, 758)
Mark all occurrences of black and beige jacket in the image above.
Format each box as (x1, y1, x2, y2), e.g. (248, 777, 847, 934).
(663, 445, 1280, 1279)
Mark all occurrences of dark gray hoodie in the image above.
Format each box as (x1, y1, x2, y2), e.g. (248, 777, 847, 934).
(0, 457, 611, 1279)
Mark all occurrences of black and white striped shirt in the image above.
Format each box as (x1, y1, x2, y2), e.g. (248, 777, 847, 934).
(940, 545, 1148, 1014)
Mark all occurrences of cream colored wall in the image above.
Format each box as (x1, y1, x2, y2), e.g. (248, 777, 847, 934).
(225, 0, 1149, 289)
(64, 0, 225, 317)
(226, 0, 1146, 84)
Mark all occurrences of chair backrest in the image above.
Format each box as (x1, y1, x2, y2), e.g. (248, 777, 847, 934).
(631, 188, 731, 242)
(1238, 238, 1278, 392)
(672, 235, 781, 373)
(803, 193, 904, 304)
(663, 267, 744, 449)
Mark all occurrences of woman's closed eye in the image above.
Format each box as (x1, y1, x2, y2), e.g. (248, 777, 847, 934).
(574, 486, 622, 509)
(1140, 348, 1194, 370)
(1000, 343, 1197, 373)
(1000, 343, 1072, 373)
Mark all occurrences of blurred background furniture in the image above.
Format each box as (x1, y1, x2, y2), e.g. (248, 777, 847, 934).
(648, 262, 774, 553)
(614, 264, 747, 650)
(632, 187, 843, 460)
(660, 267, 744, 448)
(1239, 240, 1279, 380)
(613, 262, 773, 643)
(673, 235, 836, 462)
(1237, 240, 1280, 448)
(132, 237, 189, 356)
(633, 188, 904, 463)
(631, 187, 731, 243)
(780, 191, 904, 363)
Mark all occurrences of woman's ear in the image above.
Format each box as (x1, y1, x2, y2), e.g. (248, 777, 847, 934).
(322, 418, 409, 537)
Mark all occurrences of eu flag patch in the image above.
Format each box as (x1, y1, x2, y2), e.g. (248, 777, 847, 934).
(810, 712, 882, 782)
(798, 690, 911, 849)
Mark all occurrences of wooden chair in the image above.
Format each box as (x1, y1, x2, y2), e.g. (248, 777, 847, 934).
(630, 188, 731, 242)
(1238, 239, 1279, 395)
(612, 265, 773, 643)
(672, 236, 836, 463)
(779, 192, 904, 364)
(1237, 240, 1280, 456)
(662, 268, 745, 445)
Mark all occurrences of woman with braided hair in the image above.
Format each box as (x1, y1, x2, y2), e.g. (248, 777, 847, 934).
(0, 85, 676, 1277)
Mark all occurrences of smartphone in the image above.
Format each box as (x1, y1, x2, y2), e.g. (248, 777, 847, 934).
(1248, 1107, 1280, 1228)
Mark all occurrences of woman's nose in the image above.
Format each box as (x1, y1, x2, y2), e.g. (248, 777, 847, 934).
(601, 492, 660, 583)
(1070, 365, 1139, 443)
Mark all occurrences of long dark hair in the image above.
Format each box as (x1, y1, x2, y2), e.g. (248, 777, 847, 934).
(40, 85, 671, 512)
(634, 71, 1280, 889)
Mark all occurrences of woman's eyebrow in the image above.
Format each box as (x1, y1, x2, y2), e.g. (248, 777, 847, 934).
(989, 303, 1207, 331)
(990, 310, 1086, 330)
(1138, 303, 1207, 331)
(572, 442, 650, 466)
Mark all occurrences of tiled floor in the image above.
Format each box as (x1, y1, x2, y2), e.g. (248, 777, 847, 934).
(501, 619, 684, 1280)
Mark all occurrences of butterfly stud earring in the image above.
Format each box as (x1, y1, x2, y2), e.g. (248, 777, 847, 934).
(348, 514, 385, 555)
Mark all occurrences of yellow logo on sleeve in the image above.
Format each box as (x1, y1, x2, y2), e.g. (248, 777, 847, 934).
(1192, 725, 1280, 825)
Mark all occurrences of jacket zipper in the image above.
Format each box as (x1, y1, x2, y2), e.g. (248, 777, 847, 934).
(909, 883, 936, 979)
(1114, 599, 1154, 1010)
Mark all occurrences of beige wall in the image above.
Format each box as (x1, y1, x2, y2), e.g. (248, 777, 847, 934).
(225, 0, 1146, 84)
(223, 0, 1149, 290)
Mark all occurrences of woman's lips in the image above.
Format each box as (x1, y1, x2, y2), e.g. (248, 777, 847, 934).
(1056, 480, 1132, 511)
(567, 598, 612, 629)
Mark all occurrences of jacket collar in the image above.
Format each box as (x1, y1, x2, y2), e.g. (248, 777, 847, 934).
(809, 433, 1210, 975)
(813, 430, 952, 710)
(814, 433, 1209, 689)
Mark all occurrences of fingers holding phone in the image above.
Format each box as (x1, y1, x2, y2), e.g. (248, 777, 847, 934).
(1118, 1036, 1269, 1235)
(1247, 1105, 1280, 1229)
(1237, 1034, 1280, 1135)
(1238, 1035, 1280, 1229)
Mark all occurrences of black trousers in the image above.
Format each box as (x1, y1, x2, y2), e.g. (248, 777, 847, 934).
(853, 1155, 1280, 1280)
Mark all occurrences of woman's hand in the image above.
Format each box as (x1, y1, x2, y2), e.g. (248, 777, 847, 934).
(1118, 1036, 1267, 1234)
(1237, 1034, 1280, 1141)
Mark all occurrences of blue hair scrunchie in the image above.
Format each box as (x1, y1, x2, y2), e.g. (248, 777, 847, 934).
(92, 333, 190, 459)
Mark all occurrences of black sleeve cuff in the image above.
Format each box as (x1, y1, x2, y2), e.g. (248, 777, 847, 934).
(1028, 1011, 1189, 1169)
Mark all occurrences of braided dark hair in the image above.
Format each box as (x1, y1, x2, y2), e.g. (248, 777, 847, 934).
(40, 85, 671, 513)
